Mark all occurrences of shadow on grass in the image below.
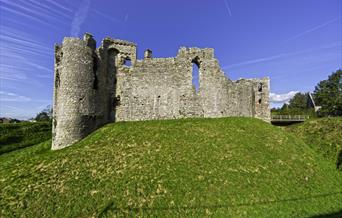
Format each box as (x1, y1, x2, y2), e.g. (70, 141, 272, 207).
(310, 210, 342, 218)
(98, 191, 342, 217)
(337, 150, 342, 170)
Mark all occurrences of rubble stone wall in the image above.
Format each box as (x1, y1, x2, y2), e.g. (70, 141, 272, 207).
(52, 34, 270, 150)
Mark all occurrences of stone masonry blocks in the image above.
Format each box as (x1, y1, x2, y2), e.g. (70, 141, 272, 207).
(52, 34, 270, 150)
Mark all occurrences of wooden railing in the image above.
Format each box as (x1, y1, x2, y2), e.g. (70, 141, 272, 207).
(271, 115, 309, 122)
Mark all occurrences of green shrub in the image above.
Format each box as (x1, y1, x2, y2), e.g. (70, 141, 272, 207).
(0, 122, 52, 155)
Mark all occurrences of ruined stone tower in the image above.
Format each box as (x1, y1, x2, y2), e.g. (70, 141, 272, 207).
(52, 33, 270, 150)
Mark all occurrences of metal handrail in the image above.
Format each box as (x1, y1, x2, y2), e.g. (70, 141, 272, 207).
(271, 115, 309, 121)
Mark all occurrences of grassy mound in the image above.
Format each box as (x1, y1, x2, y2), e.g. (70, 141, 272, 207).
(1, 118, 341, 217)
(0, 122, 51, 155)
(286, 117, 342, 169)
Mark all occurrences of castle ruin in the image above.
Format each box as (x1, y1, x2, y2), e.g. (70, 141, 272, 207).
(52, 33, 270, 150)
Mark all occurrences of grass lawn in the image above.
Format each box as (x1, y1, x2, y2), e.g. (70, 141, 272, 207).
(286, 117, 342, 169)
(0, 117, 341, 217)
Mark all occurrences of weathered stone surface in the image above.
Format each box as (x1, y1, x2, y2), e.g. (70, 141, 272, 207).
(52, 34, 270, 150)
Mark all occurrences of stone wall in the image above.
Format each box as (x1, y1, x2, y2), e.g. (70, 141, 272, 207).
(52, 34, 270, 150)
(53, 36, 99, 149)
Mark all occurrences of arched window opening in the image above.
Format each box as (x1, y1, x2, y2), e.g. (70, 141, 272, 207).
(123, 57, 132, 67)
(258, 83, 263, 92)
(258, 98, 262, 104)
(192, 57, 200, 93)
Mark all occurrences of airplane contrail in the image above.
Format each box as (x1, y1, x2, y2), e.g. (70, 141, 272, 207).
(71, 0, 91, 36)
(223, 0, 232, 17)
(223, 42, 341, 69)
(286, 16, 341, 42)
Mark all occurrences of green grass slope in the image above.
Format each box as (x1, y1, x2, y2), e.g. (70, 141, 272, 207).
(0, 121, 51, 155)
(286, 117, 342, 169)
(1, 118, 341, 217)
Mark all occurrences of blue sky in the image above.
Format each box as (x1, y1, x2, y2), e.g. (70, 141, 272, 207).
(0, 0, 341, 119)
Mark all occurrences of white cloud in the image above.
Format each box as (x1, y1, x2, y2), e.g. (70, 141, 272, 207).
(70, 0, 91, 36)
(0, 4, 56, 27)
(45, 0, 73, 13)
(0, 91, 31, 102)
(2, 0, 69, 25)
(269, 91, 298, 103)
(0, 104, 48, 120)
(22, 0, 72, 19)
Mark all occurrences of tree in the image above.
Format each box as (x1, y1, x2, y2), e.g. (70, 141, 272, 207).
(42, 105, 53, 118)
(35, 105, 53, 122)
(35, 112, 50, 121)
(288, 92, 309, 110)
(281, 103, 289, 110)
(313, 69, 342, 116)
(270, 93, 316, 116)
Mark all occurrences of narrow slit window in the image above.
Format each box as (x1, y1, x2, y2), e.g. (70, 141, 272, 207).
(192, 60, 200, 93)
(92, 56, 98, 89)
